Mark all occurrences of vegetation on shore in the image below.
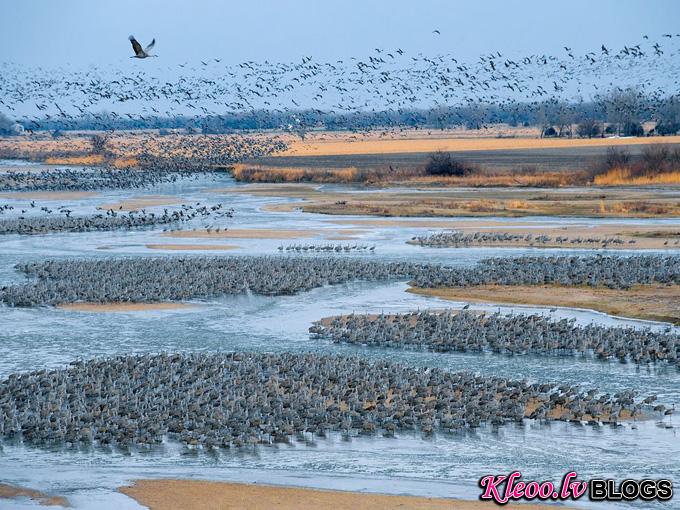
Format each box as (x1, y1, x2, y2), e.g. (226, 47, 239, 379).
(235, 142, 680, 187)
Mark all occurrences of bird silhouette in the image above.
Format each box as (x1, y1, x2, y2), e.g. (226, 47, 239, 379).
(129, 35, 157, 58)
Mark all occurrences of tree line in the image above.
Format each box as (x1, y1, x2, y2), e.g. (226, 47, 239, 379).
(2, 89, 679, 137)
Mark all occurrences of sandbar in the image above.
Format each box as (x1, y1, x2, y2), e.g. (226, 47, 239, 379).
(409, 284, 680, 325)
(146, 243, 240, 251)
(58, 302, 195, 313)
(0, 482, 69, 507)
(119, 479, 567, 510)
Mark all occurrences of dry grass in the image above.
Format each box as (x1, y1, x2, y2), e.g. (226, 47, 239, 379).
(232, 163, 426, 184)
(408, 172, 576, 187)
(594, 167, 680, 185)
(606, 201, 671, 215)
(233, 164, 369, 183)
(409, 284, 680, 325)
(45, 154, 105, 165)
(302, 198, 680, 218)
(233, 163, 578, 187)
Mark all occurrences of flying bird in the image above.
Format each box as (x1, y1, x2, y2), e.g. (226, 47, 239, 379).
(129, 35, 157, 58)
(432, 29, 441, 35)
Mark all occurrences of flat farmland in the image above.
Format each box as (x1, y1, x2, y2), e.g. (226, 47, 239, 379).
(256, 140, 680, 173)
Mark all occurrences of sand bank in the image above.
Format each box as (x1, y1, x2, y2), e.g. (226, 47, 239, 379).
(163, 228, 320, 239)
(226, 184, 680, 219)
(146, 243, 240, 251)
(329, 219, 679, 249)
(409, 284, 680, 325)
(0, 482, 69, 507)
(58, 302, 195, 313)
(119, 480, 566, 510)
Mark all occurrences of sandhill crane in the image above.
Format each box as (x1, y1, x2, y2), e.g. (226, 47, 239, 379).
(129, 35, 157, 58)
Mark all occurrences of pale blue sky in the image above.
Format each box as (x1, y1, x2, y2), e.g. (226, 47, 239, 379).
(2, 0, 679, 66)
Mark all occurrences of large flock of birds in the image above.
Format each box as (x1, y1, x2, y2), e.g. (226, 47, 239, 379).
(1, 254, 677, 307)
(0, 256, 424, 306)
(0, 166, 194, 192)
(311, 310, 679, 365)
(0, 352, 659, 449)
(410, 231, 640, 248)
(0, 32, 678, 456)
(0, 203, 233, 235)
(0, 34, 678, 132)
(412, 254, 680, 290)
(278, 243, 376, 253)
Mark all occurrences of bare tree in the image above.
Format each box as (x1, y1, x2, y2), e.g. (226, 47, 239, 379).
(576, 120, 601, 138)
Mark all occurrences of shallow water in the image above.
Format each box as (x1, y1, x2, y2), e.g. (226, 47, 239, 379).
(0, 163, 679, 509)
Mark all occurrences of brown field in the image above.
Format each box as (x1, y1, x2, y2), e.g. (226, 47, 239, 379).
(409, 284, 680, 325)
(279, 131, 680, 157)
(226, 183, 680, 218)
(247, 142, 680, 187)
(58, 302, 195, 313)
(246, 130, 680, 187)
(119, 480, 567, 510)
(0, 482, 69, 507)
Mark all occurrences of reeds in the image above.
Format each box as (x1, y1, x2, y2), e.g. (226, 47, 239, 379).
(594, 168, 680, 185)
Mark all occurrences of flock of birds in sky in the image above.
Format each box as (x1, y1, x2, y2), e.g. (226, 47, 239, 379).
(0, 33, 678, 133)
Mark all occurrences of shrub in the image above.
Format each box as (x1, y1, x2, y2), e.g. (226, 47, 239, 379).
(604, 147, 631, 169)
(425, 151, 474, 176)
(641, 145, 670, 172)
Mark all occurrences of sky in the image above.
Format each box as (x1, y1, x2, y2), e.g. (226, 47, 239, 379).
(2, 0, 680, 67)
